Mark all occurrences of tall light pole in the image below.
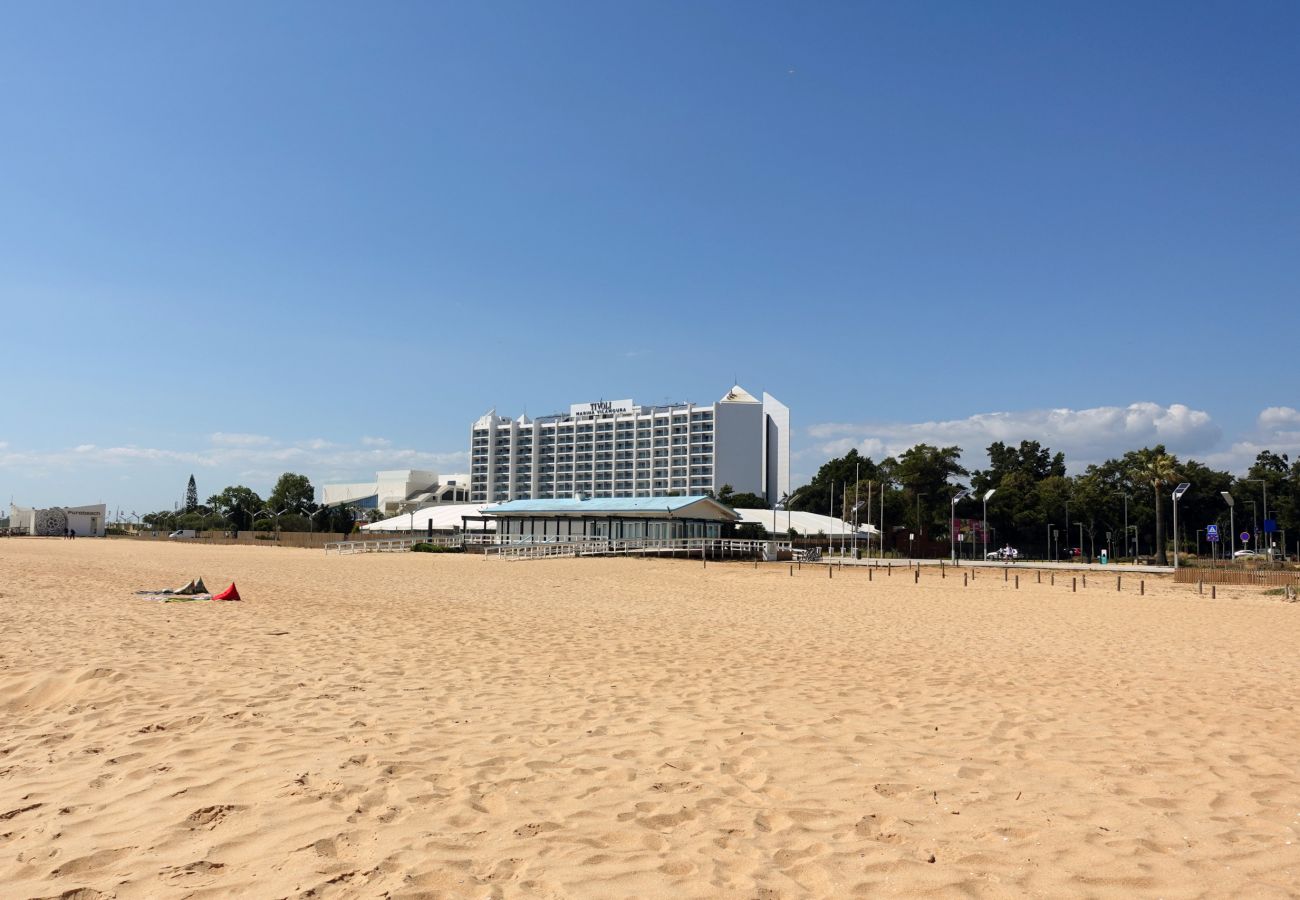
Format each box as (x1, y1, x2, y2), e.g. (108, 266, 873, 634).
(1046, 523, 1054, 561)
(1117, 492, 1129, 562)
(950, 489, 972, 563)
(1077, 522, 1085, 563)
(1064, 499, 1070, 557)
(879, 477, 888, 560)
(1222, 491, 1232, 561)
(1246, 478, 1270, 556)
(1246, 499, 1258, 552)
(1171, 482, 1190, 571)
(982, 489, 996, 562)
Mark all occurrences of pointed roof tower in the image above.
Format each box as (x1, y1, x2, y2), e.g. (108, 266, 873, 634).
(720, 384, 759, 403)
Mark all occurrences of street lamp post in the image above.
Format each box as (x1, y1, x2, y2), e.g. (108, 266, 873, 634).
(1117, 492, 1129, 562)
(1077, 522, 1085, 563)
(982, 489, 996, 563)
(950, 489, 972, 563)
(1246, 499, 1258, 552)
(1046, 523, 1054, 561)
(1248, 478, 1273, 557)
(1220, 491, 1235, 563)
(1171, 482, 1191, 572)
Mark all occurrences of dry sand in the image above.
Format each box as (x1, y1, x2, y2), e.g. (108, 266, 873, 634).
(2, 539, 1299, 899)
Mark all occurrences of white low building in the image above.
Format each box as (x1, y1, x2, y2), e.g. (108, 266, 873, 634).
(320, 470, 471, 517)
(360, 503, 496, 534)
(733, 508, 877, 539)
(9, 503, 107, 537)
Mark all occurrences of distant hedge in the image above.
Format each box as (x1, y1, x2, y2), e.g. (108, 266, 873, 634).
(411, 542, 459, 553)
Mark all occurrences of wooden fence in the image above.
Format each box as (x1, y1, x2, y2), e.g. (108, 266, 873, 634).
(131, 531, 349, 549)
(1173, 567, 1300, 586)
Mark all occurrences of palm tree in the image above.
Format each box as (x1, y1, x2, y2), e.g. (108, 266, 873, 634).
(1132, 447, 1179, 566)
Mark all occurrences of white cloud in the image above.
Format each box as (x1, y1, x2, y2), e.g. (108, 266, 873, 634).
(1203, 406, 1300, 473)
(210, 432, 273, 446)
(360, 436, 391, 447)
(0, 437, 468, 483)
(1258, 406, 1300, 430)
(805, 402, 1222, 472)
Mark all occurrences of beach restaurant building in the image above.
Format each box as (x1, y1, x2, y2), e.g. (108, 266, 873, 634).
(479, 495, 740, 542)
(8, 503, 107, 537)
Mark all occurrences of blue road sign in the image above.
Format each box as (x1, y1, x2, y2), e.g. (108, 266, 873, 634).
(1263, 518, 1278, 533)
(1206, 525, 1219, 537)
(1207, 532, 1219, 542)
(1240, 531, 1251, 543)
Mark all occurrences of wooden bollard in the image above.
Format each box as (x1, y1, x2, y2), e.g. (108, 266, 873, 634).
(963, 572, 968, 587)
(1211, 585, 1216, 599)
(1083, 573, 1087, 587)
(868, 568, 873, 582)
(1015, 574, 1019, 589)
(1116, 575, 1121, 591)
(1037, 570, 1041, 584)
(1072, 577, 1077, 593)
(789, 565, 793, 576)
(888, 562, 892, 576)
(1198, 580, 1203, 595)
(1051, 573, 1055, 586)
(829, 565, 833, 579)
(1004, 568, 1008, 582)
(914, 568, 919, 584)
(1140, 579, 1145, 596)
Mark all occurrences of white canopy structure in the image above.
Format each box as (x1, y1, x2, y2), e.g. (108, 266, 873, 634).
(733, 508, 877, 538)
(361, 503, 495, 533)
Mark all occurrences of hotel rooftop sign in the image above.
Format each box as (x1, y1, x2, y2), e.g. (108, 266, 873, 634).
(569, 399, 636, 417)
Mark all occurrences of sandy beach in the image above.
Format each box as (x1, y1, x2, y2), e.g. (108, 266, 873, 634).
(1, 539, 1298, 898)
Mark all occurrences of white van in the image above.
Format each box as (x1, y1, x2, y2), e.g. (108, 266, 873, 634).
(168, 530, 197, 539)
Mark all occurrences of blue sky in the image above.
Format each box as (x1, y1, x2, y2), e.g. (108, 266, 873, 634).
(2, 1, 1298, 512)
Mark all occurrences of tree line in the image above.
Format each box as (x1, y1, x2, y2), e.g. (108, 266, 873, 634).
(785, 442, 1299, 563)
(140, 473, 380, 534)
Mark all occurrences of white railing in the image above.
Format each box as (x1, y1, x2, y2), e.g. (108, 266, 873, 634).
(486, 537, 791, 561)
(325, 535, 463, 555)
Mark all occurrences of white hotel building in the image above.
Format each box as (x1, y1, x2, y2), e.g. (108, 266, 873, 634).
(469, 385, 789, 505)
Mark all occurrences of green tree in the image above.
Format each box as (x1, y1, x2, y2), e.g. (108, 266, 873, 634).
(790, 449, 885, 516)
(714, 484, 769, 510)
(1127, 446, 1180, 566)
(207, 486, 264, 531)
(888, 444, 968, 538)
(1175, 460, 1234, 557)
(184, 475, 198, 513)
(268, 473, 315, 514)
(970, 440, 1068, 553)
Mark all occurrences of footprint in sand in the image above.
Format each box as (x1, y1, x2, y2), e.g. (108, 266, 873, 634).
(513, 822, 561, 838)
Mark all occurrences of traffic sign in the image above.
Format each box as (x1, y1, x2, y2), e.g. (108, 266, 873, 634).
(1240, 531, 1251, 543)
(1206, 525, 1219, 537)
(1207, 533, 1219, 542)
(1263, 518, 1278, 533)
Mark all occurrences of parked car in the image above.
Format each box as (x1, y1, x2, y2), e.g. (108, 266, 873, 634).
(168, 529, 197, 539)
(986, 547, 1019, 560)
(1233, 549, 1263, 559)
